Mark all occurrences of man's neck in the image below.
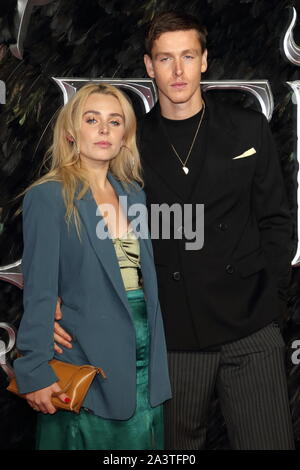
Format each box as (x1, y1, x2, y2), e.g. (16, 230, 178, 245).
(159, 89, 203, 120)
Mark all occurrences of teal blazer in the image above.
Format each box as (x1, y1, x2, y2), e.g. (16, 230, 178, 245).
(14, 174, 171, 420)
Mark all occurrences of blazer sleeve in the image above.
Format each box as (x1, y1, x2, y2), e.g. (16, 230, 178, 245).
(14, 184, 62, 393)
(253, 114, 292, 311)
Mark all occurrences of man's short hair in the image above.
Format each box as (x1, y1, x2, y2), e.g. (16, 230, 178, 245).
(145, 11, 207, 56)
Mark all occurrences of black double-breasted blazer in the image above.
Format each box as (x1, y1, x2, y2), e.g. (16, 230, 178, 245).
(138, 94, 292, 350)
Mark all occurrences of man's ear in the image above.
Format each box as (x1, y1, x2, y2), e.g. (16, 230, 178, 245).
(144, 54, 155, 78)
(201, 49, 208, 73)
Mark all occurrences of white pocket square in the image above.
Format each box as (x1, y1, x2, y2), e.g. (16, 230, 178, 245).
(232, 147, 256, 160)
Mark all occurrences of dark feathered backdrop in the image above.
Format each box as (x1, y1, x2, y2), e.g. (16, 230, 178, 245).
(0, 0, 299, 449)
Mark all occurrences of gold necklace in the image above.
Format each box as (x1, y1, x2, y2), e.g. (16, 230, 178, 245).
(163, 101, 206, 175)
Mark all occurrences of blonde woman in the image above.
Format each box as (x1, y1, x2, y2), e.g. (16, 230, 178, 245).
(13, 83, 171, 450)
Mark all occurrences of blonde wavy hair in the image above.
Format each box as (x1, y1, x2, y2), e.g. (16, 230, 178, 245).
(16, 82, 143, 238)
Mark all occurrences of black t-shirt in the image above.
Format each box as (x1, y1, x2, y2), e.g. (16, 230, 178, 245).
(160, 105, 208, 201)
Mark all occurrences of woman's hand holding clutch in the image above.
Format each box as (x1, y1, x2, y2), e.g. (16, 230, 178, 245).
(25, 382, 71, 414)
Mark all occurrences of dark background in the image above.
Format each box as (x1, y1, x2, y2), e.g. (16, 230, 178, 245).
(0, 0, 299, 449)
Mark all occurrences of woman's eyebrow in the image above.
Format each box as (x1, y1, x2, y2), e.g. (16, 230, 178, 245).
(83, 110, 100, 116)
(109, 113, 124, 119)
(83, 110, 124, 119)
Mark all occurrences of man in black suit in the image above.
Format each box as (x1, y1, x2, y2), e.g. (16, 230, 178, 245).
(54, 11, 295, 449)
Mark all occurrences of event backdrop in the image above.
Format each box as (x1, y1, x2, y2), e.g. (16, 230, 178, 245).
(0, 0, 299, 449)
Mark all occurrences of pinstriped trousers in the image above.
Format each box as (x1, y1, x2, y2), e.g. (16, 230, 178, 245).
(164, 323, 295, 450)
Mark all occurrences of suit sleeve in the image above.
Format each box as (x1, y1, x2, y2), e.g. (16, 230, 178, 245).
(14, 185, 61, 393)
(254, 114, 292, 313)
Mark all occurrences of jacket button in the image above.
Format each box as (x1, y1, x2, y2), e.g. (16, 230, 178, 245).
(172, 271, 181, 281)
(218, 223, 228, 231)
(225, 264, 234, 274)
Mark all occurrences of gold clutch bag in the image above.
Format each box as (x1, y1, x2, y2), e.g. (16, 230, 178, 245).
(7, 359, 107, 413)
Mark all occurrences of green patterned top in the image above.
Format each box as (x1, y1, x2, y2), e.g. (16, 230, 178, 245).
(112, 229, 141, 291)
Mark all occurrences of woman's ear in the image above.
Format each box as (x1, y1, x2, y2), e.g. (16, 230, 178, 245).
(66, 133, 74, 143)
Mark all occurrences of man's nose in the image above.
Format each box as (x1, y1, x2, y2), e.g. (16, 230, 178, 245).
(173, 59, 183, 77)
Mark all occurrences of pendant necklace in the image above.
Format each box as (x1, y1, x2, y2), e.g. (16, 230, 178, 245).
(161, 101, 206, 175)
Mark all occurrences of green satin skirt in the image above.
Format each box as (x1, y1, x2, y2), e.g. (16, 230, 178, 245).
(36, 288, 164, 450)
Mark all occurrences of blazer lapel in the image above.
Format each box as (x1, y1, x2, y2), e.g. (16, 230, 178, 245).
(187, 93, 243, 204)
(74, 178, 132, 318)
